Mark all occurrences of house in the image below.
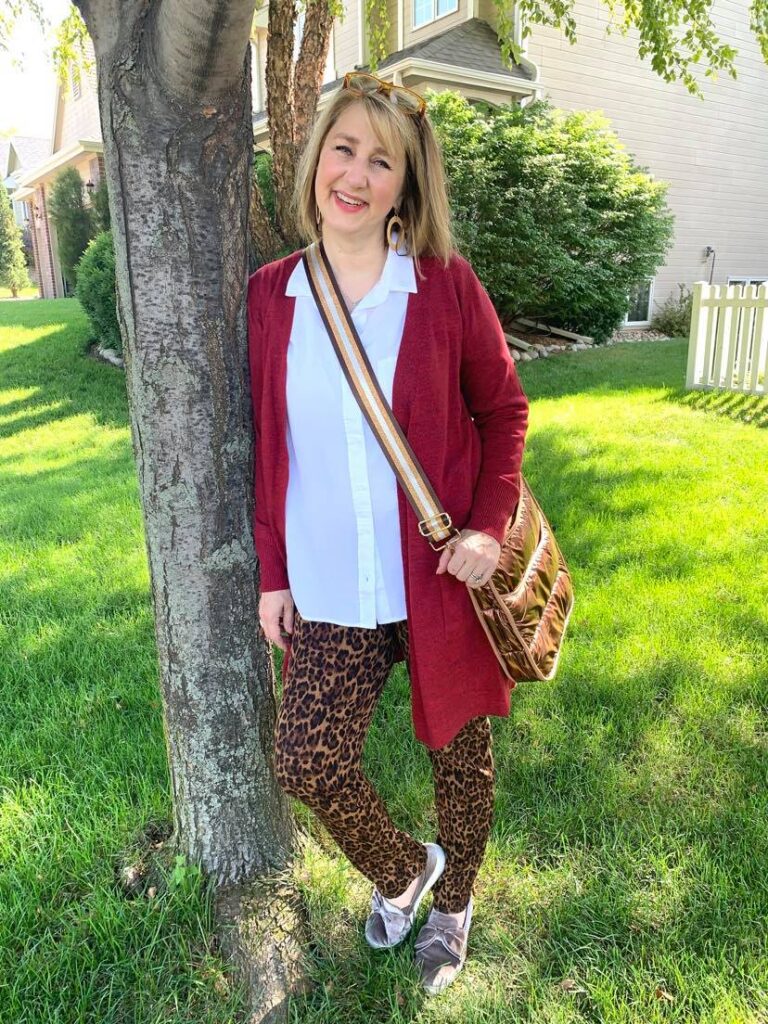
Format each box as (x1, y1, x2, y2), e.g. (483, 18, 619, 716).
(1, 135, 52, 291)
(251, 0, 768, 325)
(13, 2, 767, 316)
(2, 136, 51, 227)
(9, 39, 104, 299)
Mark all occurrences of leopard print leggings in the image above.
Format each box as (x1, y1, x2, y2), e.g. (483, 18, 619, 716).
(273, 608, 495, 914)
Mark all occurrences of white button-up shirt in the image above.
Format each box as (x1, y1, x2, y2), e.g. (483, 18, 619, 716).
(284, 243, 418, 627)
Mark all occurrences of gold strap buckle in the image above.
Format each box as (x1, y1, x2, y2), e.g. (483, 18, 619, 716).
(418, 512, 462, 552)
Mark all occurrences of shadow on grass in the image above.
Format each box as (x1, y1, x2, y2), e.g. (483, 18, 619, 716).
(662, 385, 768, 430)
(0, 299, 127, 437)
(4, 302, 767, 1021)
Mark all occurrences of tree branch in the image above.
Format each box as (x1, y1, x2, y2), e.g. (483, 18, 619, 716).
(266, 0, 298, 243)
(293, 0, 334, 155)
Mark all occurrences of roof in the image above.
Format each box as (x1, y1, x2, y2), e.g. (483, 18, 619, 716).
(254, 18, 530, 127)
(1, 135, 52, 179)
(377, 18, 532, 81)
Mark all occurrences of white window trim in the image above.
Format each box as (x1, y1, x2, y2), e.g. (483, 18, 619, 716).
(69, 62, 82, 101)
(413, 0, 459, 32)
(623, 277, 655, 326)
(727, 274, 768, 287)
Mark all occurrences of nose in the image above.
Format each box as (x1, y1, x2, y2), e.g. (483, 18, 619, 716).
(343, 157, 368, 190)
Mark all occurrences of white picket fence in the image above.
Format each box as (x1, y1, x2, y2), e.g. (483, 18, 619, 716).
(686, 281, 768, 394)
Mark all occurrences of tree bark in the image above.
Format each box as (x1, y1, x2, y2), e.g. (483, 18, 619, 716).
(71, 0, 310, 1017)
(249, 0, 335, 262)
(293, 0, 335, 155)
(266, 0, 299, 247)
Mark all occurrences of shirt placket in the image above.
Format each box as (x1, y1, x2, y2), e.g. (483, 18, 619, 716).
(342, 306, 377, 625)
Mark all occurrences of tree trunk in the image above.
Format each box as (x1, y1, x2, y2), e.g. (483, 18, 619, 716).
(73, 1, 311, 1017)
(266, 0, 300, 247)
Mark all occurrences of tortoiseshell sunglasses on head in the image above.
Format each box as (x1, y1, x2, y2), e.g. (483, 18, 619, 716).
(342, 71, 427, 119)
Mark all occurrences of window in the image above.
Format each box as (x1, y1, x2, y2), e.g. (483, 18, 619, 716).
(625, 278, 654, 324)
(413, 0, 458, 30)
(728, 275, 768, 289)
(69, 62, 82, 100)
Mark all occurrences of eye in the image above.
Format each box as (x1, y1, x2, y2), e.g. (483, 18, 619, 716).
(373, 158, 391, 170)
(334, 144, 352, 155)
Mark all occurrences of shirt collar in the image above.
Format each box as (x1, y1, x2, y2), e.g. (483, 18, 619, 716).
(285, 234, 417, 307)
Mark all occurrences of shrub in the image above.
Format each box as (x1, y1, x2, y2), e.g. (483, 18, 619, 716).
(651, 283, 693, 338)
(47, 166, 95, 291)
(76, 229, 122, 354)
(427, 92, 675, 343)
(0, 181, 31, 296)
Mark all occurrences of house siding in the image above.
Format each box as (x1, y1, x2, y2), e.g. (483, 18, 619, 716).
(334, 2, 362, 75)
(404, 0, 467, 49)
(524, 0, 768, 315)
(54, 43, 101, 151)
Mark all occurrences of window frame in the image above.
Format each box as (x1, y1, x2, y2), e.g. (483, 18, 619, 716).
(623, 277, 655, 326)
(413, 0, 459, 32)
(727, 275, 768, 289)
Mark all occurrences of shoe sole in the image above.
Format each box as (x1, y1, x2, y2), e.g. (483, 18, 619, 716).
(422, 959, 466, 996)
(365, 842, 446, 950)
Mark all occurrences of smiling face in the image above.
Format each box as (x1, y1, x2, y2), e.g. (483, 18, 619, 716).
(314, 101, 407, 246)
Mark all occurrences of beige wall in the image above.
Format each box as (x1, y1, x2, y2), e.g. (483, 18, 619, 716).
(524, 0, 768, 314)
(53, 42, 101, 150)
(334, 2, 362, 77)
(404, 0, 466, 49)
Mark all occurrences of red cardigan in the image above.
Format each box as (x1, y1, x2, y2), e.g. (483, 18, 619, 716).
(247, 248, 529, 750)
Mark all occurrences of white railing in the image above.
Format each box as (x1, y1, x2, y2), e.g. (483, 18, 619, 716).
(686, 282, 768, 394)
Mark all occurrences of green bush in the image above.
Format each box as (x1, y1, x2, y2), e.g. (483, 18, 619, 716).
(651, 283, 693, 338)
(0, 181, 31, 296)
(76, 229, 122, 354)
(47, 167, 95, 291)
(427, 92, 675, 343)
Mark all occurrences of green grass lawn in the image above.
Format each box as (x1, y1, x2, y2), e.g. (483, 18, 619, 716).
(1, 299, 767, 1024)
(0, 285, 40, 300)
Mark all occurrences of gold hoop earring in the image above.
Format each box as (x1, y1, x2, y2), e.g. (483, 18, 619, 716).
(387, 213, 404, 252)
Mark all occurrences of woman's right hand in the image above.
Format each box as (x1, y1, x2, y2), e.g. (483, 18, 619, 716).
(259, 589, 295, 651)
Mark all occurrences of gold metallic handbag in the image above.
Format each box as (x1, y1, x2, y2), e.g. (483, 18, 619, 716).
(302, 241, 574, 683)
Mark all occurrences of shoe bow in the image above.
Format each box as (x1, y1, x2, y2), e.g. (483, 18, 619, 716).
(413, 919, 466, 967)
(368, 887, 412, 945)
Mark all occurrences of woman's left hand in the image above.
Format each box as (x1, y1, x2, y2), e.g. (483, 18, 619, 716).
(435, 529, 501, 588)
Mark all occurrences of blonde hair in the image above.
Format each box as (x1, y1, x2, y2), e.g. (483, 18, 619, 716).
(292, 84, 454, 272)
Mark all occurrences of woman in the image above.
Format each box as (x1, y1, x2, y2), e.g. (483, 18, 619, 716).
(247, 72, 529, 995)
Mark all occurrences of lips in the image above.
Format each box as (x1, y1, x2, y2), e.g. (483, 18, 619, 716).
(333, 190, 368, 210)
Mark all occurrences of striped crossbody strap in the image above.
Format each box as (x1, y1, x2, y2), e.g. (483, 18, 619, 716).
(302, 240, 461, 552)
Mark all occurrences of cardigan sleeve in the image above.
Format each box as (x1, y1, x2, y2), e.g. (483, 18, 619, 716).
(455, 257, 529, 546)
(247, 270, 290, 593)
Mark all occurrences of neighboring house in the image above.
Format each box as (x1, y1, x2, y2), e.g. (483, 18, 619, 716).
(2, 136, 51, 226)
(12, 3, 766, 315)
(2, 135, 52, 290)
(252, 0, 768, 325)
(9, 39, 103, 299)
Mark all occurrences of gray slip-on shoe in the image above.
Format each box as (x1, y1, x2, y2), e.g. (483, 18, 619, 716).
(364, 842, 446, 950)
(413, 895, 473, 995)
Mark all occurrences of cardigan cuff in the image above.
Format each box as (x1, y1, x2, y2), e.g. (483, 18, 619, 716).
(254, 524, 290, 592)
(466, 480, 521, 547)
